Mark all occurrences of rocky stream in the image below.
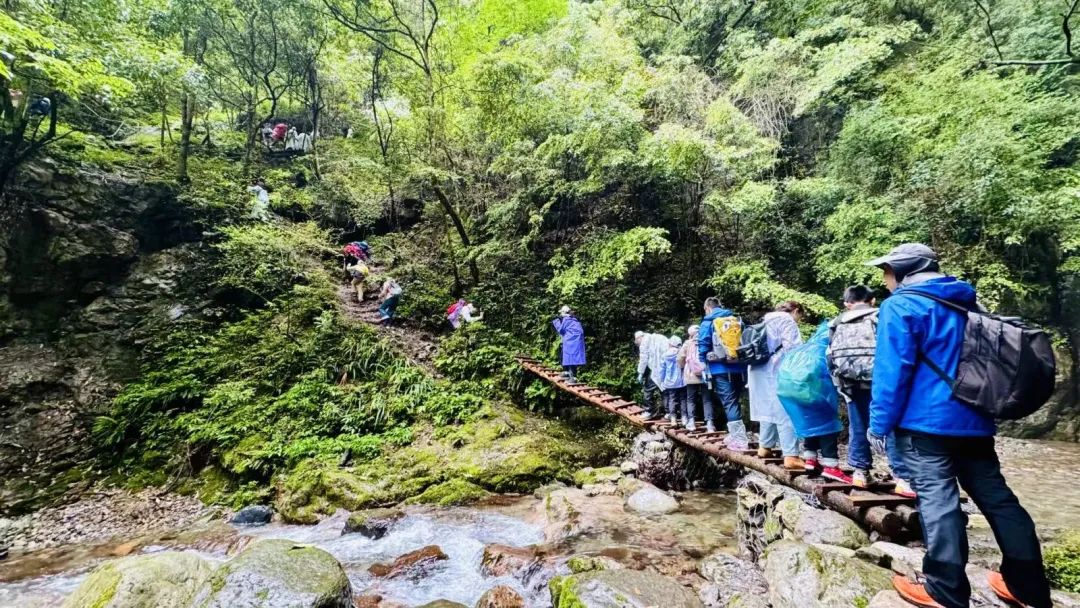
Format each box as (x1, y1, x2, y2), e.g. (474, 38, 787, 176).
(1, 433, 1079, 608)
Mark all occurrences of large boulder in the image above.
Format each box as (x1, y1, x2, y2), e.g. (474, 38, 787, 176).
(342, 508, 404, 539)
(549, 569, 703, 608)
(190, 539, 351, 608)
(475, 585, 526, 608)
(62, 551, 213, 608)
(763, 541, 893, 608)
(480, 543, 538, 577)
(697, 552, 769, 608)
(787, 502, 870, 550)
(624, 484, 679, 515)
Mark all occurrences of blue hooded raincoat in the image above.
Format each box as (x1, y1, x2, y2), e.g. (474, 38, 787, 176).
(869, 276, 994, 437)
(553, 316, 586, 367)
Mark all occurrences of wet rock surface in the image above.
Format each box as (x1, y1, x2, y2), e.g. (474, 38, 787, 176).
(474, 584, 525, 608)
(624, 483, 679, 515)
(61, 551, 213, 608)
(231, 505, 273, 526)
(479, 543, 539, 578)
(697, 552, 769, 608)
(342, 508, 404, 539)
(190, 538, 352, 608)
(549, 568, 704, 608)
(367, 544, 448, 578)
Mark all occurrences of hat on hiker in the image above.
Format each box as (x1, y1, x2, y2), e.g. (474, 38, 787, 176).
(864, 243, 940, 282)
(559, 305, 572, 316)
(668, 335, 683, 347)
(686, 325, 697, 337)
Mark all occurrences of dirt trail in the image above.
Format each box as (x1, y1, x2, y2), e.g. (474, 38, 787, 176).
(336, 266, 442, 374)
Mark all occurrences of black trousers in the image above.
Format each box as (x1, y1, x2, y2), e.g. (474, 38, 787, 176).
(895, 431, 1051, 608)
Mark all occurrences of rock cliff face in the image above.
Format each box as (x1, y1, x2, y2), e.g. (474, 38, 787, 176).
(0, 159, 204, 514)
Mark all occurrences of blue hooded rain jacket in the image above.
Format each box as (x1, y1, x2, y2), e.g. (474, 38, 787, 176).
(869, 276, 994, 438)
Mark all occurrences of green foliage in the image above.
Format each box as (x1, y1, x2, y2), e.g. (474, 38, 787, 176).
(1046, 531, 1080, 593)
(549, 227, 672, 297)
(216, 222, 335, 301)
(710, 260, 839, 319)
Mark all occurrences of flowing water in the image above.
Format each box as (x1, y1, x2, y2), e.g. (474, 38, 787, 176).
(0, 490, 738, 608)
(2, 438, 1078, 607)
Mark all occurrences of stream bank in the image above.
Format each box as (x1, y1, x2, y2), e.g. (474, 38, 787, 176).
(2, 432, 1080, 607)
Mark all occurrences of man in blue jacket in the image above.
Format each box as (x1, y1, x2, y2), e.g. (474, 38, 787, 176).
(865, 244, 1050, 608)
(698, 297, 749, 446)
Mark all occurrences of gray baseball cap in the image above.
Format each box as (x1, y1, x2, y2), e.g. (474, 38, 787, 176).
(864, 243, 940, 280)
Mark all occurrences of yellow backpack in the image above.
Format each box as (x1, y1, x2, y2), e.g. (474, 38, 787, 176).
(711, 316, 743, 362)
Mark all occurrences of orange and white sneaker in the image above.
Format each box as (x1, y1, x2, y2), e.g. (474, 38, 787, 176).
(892, 575, 944, 608)
(852, 468, 869, 488)
(894, 478, 917, 498)
(986, 571, 1023, 606)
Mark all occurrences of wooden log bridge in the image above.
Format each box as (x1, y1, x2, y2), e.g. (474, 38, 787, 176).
(516, 356, 920, 538)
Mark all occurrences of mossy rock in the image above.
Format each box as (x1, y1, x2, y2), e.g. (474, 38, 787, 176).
(405, 479, 490, 506)
(62, 551, 213, 608)
(342, 508, 404, 539)
(549, 569, 703, 607)
(190, 539, 351, 608)
(566, 555, 622, 574)
(763, 540, 892, 608)
(572, 467, 622, 487)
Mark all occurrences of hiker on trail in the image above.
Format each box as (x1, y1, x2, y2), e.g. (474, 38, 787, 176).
(747, 301, 805, 470)
(285, 126, 299, 150)
(698, 297, 749, 442)
(659, 335, 686, 425)
(260, 123, 273, 146)
(635, 331, 668, 420)
(677, 325, 709, 431)
(377, 277, 402, 323)
(346, 259, 370, 302)
(827, 285, 913, 496)
(272, 122, 287, 147)
(552, 306, 585, 383)
(448, 299, 482, 329)
(247, 179, 271, 221)
(866, 243, 1051, 608)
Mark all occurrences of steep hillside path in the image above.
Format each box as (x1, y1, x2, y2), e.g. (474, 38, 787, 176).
(335, 265, 441, 375)
(517, 356, 920, 538)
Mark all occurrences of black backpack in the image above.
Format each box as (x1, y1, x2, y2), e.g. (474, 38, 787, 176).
(907, 292, 1056, 420)
(736, 320, 773, 366)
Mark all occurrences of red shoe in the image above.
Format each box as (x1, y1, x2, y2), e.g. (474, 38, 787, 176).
(804, 458, 819, 472)
(893, 575, 944, 608)
(822, 466, 853, 484)
(986, 571, 1023, 606)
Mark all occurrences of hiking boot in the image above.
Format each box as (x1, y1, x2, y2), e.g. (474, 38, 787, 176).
(822, 466, 853, 484)
(852, 468, 869, 488)
(757, 447, 773, 458)
(705, 422, 717, 433)
(668, 414, 679, 424)
(640, 411, 656, 421)
(986, 571, 1023, 606)
(892, 575, 944, 608)
(783, 456, 806, 470)
(803, 458, 820, 472)
(894, 478, 916, 498)
(685, 420, 696, 431)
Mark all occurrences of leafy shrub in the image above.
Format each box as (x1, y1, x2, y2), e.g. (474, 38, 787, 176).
(1046, 531, 1080, 593)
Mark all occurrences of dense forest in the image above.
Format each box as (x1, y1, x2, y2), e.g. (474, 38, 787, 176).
(2, 0, 1079, 521)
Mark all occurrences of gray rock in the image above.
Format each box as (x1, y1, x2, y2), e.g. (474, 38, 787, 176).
(231, 505, 273, 525)
(855, 541, 924, 579)
(763, 541, 893, 608)
(549, 569, 704, 608)
(697, 552, 769, 608)
(773, 495, 870, 550)
(619, 461, 639, 474)
(625, 484, 679, 515)
(868, 590, 912, 608)
(342, 508, 404, 539)
(190, 539, 352, 608)
(62, 551, 213, 608)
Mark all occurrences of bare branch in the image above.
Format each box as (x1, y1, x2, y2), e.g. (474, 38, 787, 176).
(973, 0, 1004, 60)
(1065, 0, 1079, 56)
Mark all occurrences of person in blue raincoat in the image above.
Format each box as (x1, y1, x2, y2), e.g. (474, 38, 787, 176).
(552, 305, 585, 383)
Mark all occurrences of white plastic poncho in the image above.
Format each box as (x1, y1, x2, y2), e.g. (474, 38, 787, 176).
(748, 311, 803, 424)
(636, 332, 669, 388)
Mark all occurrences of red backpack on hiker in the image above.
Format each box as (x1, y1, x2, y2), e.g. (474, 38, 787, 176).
(447, 299, 465, 322)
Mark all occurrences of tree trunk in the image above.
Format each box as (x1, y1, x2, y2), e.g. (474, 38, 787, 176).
(178, 92, 194, 183)
(431, 184, 479, 285)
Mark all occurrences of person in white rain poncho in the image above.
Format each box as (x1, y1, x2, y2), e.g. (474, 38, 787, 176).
(247, 180, 271, 221)
(634, 331, 669, 421)
(747, 301, 806, 470)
